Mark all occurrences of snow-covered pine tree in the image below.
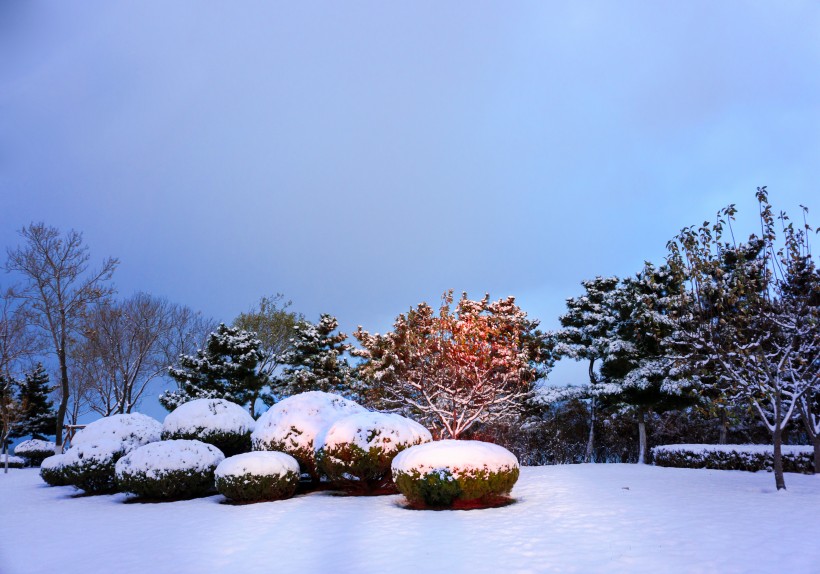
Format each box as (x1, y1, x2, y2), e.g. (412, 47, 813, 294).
(11, 363, 56, 440)
(602, 262, 697, 464)
(274, 314, 360, 400)
(160, 324, 268, 415)
(555, 276, 621, 462)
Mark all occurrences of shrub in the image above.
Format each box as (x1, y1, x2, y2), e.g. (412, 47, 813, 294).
(162, 399, 256, 457)
(316, 412, 431, 494)
(72, 413, 162, 450)
(39, 454, 72, 486)
(652, 444, 814, 473)
(1, 455, 26, 469)
(215, 451, 300, 502)
(251, 391, 366, 481)
(61, 440, 129, 493)
(14, 439, 57, 467)
(115, 440, 224, 500)
(392, 440, 520, 509)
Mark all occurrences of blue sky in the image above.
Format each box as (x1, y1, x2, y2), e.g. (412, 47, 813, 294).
(2, 2, 819, 410)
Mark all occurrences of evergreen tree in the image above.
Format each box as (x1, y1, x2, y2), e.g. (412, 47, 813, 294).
(11, 363, 56, 440)
(159, 324, 268, 414)
(275, 314, 360, 399)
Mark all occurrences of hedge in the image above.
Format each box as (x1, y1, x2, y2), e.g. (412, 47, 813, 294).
(652, 444, 814, 473)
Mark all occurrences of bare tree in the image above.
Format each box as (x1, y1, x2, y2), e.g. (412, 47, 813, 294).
(5, 223, 117, 452)
(1, 375, 25, 473)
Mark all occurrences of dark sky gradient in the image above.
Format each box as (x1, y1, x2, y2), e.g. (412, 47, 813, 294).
(2, 2, 819, 409)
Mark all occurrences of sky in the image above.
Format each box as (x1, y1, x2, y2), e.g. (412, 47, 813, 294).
(1, 1, 819, 414)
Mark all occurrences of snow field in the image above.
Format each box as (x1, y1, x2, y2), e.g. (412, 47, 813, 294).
(2, 464, 819, 574)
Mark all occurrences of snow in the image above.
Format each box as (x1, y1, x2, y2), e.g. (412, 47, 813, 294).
(40, 454, 66, 471)
(62, 439, 128, 466)
(392, 439, 519, 478)
(215, 451, 299, 479)
(251, 391, 367, 451)
(163, 398, 256, 436)
(115, 440, 225, 478)
(13, 439, 56, 455)
(316, 411, 432, 453)
(654, 444, 814, 455)
(2, 464, 819, 573)
(1, 455, 25, 465)
(72, 413, 162, 450)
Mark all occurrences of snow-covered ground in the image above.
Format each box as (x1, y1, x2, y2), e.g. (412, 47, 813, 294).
(1, 464, 818, 574)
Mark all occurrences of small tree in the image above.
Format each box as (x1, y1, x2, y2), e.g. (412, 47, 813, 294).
(354, 291, 552, 439)
(667, 189, 819, 489)
(5, 224, 117, 452)
(275, 314, 359, 400)
(11, 363, 55, 440)
(159, 324, 268, 415)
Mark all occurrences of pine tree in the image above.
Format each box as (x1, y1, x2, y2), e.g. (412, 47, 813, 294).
(274, 314, 359, 399)
(160, 324, 268, 414)
(12, 363, 56, 440)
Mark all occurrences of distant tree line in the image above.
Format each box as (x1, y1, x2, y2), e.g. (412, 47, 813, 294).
(2, 189, 817, 492)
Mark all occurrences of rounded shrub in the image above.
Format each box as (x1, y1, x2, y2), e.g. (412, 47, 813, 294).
(391, 440, 520, 509)
(251, 391, 366, 482)
(316, 412, 432, 494)
(115, 440, 225, 500)
(162, 399, 255, 457)
(14, 439, 57, 467)
(2, 455, 26, 469)
(61, 440, 129, 494)
(40, 454, 72, 486)
(215, 451, 300, 503)
(59, 413, 163, 494)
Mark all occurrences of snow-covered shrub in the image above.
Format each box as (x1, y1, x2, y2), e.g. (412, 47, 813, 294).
(652, 444, 814, 473)
(61, 440, 129, 493)
(251, 391, 366, 481)
(40, 454, 71, 486)
(316, 412, 432, 494)
(392, 440, 520, 509)
(14, 439, 57, 466)
(2, 455, 26, 469)
(60, 413, 162, 493)
(215, 451, 300, 502)
(162, 399, 255, 457)
(115, 440, 224, 500)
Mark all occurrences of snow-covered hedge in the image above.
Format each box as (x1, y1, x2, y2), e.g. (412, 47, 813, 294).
(251, 391, 366, 481)
(652, 444, 814, 473)
(2, 455, 26, 469)
(40, 454, 71, 486)
(162, 399, 256, 457)
(59, 413, 163, 493)
(316, 412, 432, 494)
(215, 451, 300, 502)
(14, 439, 56, 466)
(392, 440, 520, 509)
(115, 440, 225, 500)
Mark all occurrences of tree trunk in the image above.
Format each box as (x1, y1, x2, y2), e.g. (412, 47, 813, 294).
(814, 435, 820, 476)
(637, 410, 647, 465)
(773, 397, 786, 491)
(585, 396, 596, 463)
(718, 408, 728, 445)
(55, 344, 69, 454)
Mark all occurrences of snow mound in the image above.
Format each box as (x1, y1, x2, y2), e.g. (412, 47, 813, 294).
(14, 439, 56, 456)
(72, 413, 162, 451)
(252, 391, 366, 453)
(317, 412, 432, 454)
(163, 398, 256, 437)
(115, 440, 225, 478)
(392, 440, 519, 478)
(40, 454, 67, 471)
(216, 451, 299, 480)
(62, 439, 128, 465)
(2, 455, 25, 466)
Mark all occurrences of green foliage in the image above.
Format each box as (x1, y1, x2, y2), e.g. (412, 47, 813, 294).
(318, 443, 407, 494)
(254, 439, 318, 481)
(216, 470, 300, 502)
(652, 445, 814, 474)
(40, 456, 72, 486)
(62, 449, 126, 494)
(161, 428, 251, 458)
(393, 466, 519, 509)
(117, 468, 217, 500)
(160, 324, 268, 413)
(11, 363, 56, 440)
